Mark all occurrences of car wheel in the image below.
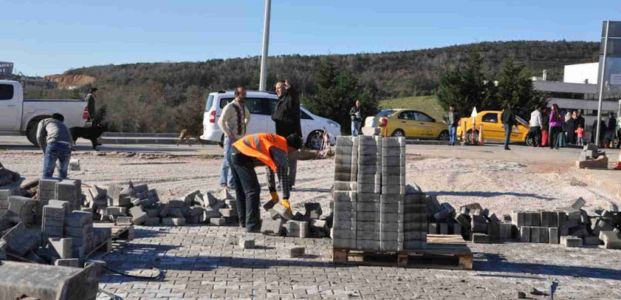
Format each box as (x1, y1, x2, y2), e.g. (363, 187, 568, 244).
(438, 130, 449, 141)
(391, 129, 405, 137)
(26, 118, 46, 147)
(525, 136, 534, 146)
(306, 130, 324, 150)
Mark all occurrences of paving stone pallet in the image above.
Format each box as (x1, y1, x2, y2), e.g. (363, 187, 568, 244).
(332, 234, 473, 270)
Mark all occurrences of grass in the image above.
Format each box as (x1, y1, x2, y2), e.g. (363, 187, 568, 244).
(378, 95, 445, 121)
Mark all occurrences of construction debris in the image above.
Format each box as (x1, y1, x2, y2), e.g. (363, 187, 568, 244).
(576, 144, 608, 169)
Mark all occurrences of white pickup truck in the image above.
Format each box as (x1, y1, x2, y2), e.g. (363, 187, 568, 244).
(0, 80, 88, 146)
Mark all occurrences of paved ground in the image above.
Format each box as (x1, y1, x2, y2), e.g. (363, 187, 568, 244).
(3, 136, 621, 299)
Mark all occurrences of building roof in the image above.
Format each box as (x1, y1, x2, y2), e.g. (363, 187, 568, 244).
(533, 81, 597, 94)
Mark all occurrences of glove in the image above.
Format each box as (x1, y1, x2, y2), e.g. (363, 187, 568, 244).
(280, 198, 292, 215)
(262, 191, 280, 211)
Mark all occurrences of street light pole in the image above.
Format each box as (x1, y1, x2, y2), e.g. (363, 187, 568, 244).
(596, 20, 610, 144)
(259, 0, 272, 91)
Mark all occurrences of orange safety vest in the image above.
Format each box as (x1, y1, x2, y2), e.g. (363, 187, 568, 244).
(232, 133, 288, 172)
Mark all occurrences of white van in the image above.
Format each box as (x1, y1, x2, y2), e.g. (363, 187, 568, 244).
(200, 90, 341, 149)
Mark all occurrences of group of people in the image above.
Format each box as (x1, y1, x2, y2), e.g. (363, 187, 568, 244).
(217, 80, 303, 232)
(527, 104, 619, 149)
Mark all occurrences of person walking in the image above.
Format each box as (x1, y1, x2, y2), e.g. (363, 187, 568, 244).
(565, 111, 577, 145)
(541, 107, 549, 147)
(272, 80, 302, 189)
(84, 88, 98, 122)
(549, 104, 563, 149)
(501, 105, 515, 150)
(36, 113, 73, 179)
(591, 117, 607, 147)
(447, 105, 459, 146)
(217, 87, 250, 190)
(229, 133, 302, 232)
(528, 106, 543, 147)
(349, 100, 363, 136)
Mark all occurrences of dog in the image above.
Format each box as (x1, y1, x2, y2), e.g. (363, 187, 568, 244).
(177, 128, 203, 146)
(70, 123, 107, 150)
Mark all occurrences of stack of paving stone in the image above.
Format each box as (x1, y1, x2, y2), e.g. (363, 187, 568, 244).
(332, 136, 428, 251)
(64, 211, 95, 258)
(449, 202, 515, 243)
(41, 200, 70, 239)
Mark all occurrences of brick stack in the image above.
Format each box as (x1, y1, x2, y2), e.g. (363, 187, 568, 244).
(64, 211, 94, 258)
(41, 200, 70, 239)
(38, 179, 59, 207)
(332, 136, 427, 251)
(0, 189, 10, 215)
(513, 210, 565, 244)
(55, 180, 82, 211)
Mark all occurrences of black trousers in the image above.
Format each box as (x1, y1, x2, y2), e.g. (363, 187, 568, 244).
(527, 127, 541, 147)
(230, 152, 261, 231)
(550, 127, 562, 149)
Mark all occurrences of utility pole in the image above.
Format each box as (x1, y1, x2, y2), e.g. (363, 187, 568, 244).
(596, 20, 610, 144)
(259, 0, 272, 91)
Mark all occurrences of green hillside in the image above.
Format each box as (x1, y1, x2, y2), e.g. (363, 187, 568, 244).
(379, 95, 445, 121)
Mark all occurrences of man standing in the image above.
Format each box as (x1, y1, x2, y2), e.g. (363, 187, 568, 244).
(349, 100, 362, 136)
(446, 105, 459, 146)
(501, 105, 515, 150)
(272, 80, 302, 189)
(85, 88, 97, 122)
(217, 87, 250, 190)
(230, 133, 302, 232)
(37, 113, 73, 179)
(528, 106, 543, 147)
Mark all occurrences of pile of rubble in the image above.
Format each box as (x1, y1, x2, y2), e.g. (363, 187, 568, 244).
(331, 136, 428, 251)
(576, 144, 608, 169)
(429, 195, 621, 249)
(0, 179, 110, 267)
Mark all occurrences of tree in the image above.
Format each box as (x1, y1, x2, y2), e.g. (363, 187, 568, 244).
(303, 59, 378, 133)
(173, 86, 204, 134)
(438, 51, 487, 116)
(496, 58, 547, 115)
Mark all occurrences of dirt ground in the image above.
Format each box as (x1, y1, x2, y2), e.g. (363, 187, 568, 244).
(1, 144, 618, 217)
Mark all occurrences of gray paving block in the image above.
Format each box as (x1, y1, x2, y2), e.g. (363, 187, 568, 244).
(162, 217, 186, 226)
(356, 239, 380, 251)
(333, 191, 356, 202)
(333, 237, 356, 249)
(48, 237, 73, 259)
(472, 233, 490, 244)
(238, 237, 255, 249)
(381, 185, 404, 195)
(428, 223, 438, 234)
(2, 223, 40, 256)
(8, 196, 38, 225)
(144, 217, 161, 226)
(356, 202, 380, 212)
(520, 226, 531, 242)
(289, 246, 305, 258)
(499, 223, 514, 240)
(65, 211, 93, 227)
(561, 236, 583, 247)
(129, 206, 147, 225)
(541, 211, 558, 227)
(356, 230, 380, 240)
(403, 240, 426, 250)
(286, 220, 309, 238)
(549, 227, 559, 244)
(599, 231, 621, 249)
(356, 221, 380, 231)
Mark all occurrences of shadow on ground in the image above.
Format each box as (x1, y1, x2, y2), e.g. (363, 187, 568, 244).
(428, 191, 554, 201)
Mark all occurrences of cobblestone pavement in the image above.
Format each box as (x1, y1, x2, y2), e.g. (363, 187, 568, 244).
(98, 225, 621, 300)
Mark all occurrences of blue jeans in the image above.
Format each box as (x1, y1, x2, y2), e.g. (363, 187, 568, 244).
(351, 121, 361, 136)
(448, 125, 457, 145)
(219, 136, 236, 188)
(504, 124, 512, 148)
(43, 142, 71, 179)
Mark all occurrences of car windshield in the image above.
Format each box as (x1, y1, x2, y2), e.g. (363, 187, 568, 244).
(377, 109, 394, 117)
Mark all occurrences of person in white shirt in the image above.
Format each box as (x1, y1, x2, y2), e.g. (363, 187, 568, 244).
(528, 106, 543, 147)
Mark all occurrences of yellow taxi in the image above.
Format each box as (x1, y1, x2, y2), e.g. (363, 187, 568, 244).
(362, 109, 449, 139)
(457, 110, 530, 143)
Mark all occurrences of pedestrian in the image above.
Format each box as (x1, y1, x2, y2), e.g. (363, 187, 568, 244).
(549, 104, 563, 149)
(229, 133, 302, 232)
(575, 124, 585, 146)
(501, 104, 515, 150)
(565, 111, 577, 145)
(272, 80, 302, 189)
(36, 113, 73, 179)
(84, 87, 97, 122)
(575, 110, 585, 131)
(217, 86, 250, 191)
(541, 107, 549, 147)
(349, 100, 363, 136)
(528, 106, 543, 147)
(605, 112, 617, 148)
(446, 105, 459, 146)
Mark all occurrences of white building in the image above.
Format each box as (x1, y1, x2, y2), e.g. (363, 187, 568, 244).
(563, 62, 598, 84)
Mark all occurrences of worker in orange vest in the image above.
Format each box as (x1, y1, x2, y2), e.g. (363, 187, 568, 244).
(230, 132, 303, 232)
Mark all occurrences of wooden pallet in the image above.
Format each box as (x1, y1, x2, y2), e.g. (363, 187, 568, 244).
(332, 234, 473, 270)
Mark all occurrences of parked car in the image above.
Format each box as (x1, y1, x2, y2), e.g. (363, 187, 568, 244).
(200, 90, 341, 149)
(361, 109, 448, 139)
(0, 80, 88, 146)
(456, 110, 529, 144)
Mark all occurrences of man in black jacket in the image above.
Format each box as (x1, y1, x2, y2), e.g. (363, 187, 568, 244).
(272, 80, 302, 188)
(501, 105, 515, 150)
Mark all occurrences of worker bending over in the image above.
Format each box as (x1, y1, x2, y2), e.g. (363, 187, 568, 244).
(230, 133, 302, 232)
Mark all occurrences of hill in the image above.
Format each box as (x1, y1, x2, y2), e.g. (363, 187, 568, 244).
(52, 40, 599, 132)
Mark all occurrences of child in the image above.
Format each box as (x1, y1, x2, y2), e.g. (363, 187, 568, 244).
(575, 124, 585, 146)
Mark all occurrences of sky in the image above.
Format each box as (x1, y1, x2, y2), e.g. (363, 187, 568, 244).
(1, 0, 618, 76)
